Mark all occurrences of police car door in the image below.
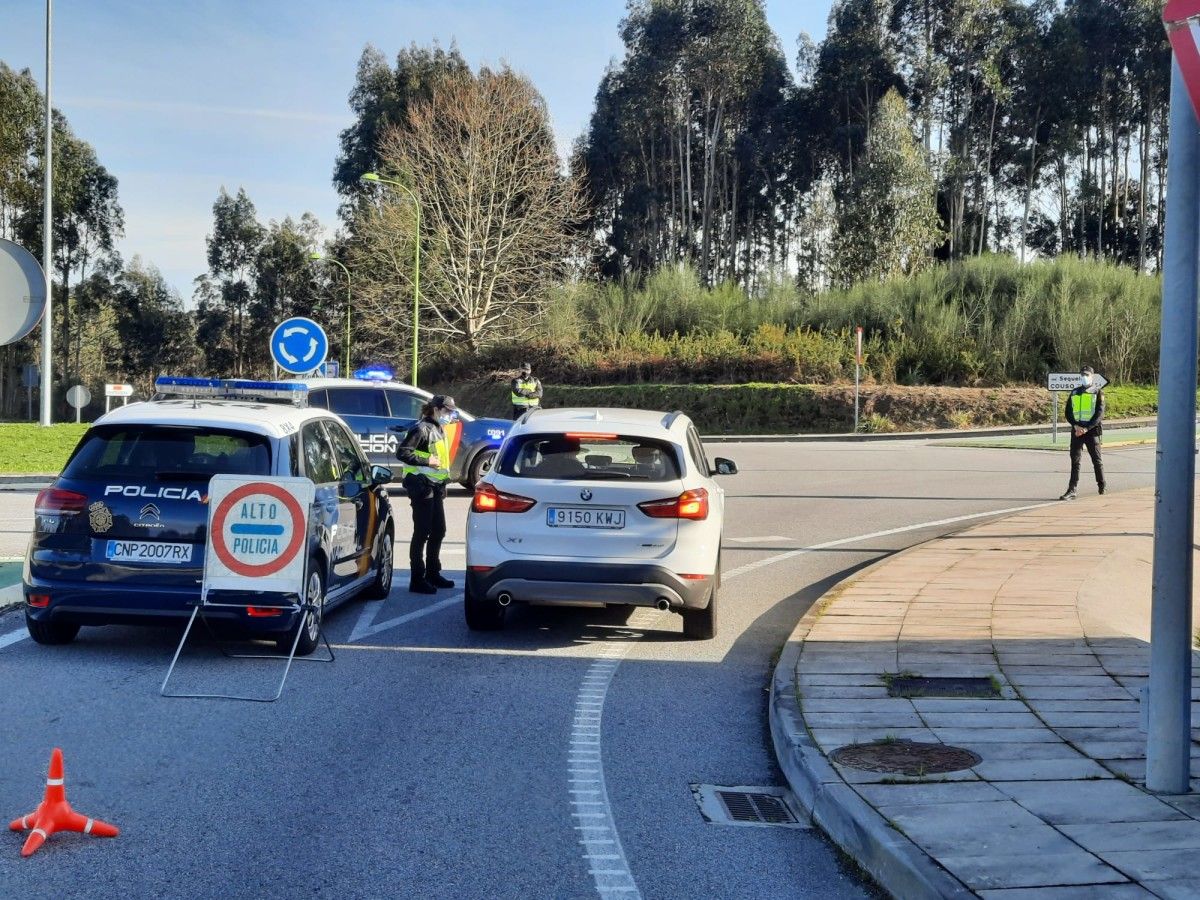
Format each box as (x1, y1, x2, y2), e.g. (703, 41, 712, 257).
(322, 419, 373, 578)
(300, 421, 356, 583)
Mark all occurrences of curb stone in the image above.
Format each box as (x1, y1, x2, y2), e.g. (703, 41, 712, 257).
(0, 582, 24, 614)
(769, 556, 975, 900)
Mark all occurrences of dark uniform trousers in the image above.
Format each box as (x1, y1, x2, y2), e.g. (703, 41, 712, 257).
(1068, 429, 1105, 490)
(407, 483, 447, 581)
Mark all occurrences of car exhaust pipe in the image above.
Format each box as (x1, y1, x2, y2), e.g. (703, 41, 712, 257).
(497, 592, 513, 607)
(655, 598, 671, 611)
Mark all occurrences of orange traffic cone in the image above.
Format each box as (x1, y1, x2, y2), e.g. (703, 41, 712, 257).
(8, 748, 119, 857)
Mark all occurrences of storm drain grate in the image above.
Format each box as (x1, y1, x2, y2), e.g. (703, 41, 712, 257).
(690, 784, 809, 829)
(885, 675, 1000, 699)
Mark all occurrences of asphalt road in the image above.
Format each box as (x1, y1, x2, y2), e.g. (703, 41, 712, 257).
(0, 439, 1158, 898)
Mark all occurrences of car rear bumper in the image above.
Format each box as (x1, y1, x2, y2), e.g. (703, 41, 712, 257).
(22, 578, 303, 634)
(466, 561, 713, 610)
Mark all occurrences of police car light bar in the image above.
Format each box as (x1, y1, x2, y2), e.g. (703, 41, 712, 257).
(353, 365, 394, 382)
(154, 377, 309, 404)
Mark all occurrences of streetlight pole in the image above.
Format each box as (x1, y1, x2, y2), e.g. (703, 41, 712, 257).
(309, 253, 351, 374)
(39, 0, 53, 426)
(362, 173, 421, 387)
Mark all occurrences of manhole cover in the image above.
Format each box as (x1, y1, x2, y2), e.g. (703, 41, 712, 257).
(830, 741, 982, 775)
(690, 784, 808, 829)
(885, 675, 999, 699)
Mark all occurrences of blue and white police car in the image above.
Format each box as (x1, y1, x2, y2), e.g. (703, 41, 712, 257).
(297, 368, 511, 488)
(23, 377, 396, 655)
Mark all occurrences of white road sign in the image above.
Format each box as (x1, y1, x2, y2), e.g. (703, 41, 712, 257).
(1048, 373, 1108, 391)
(204, 476, 315, 595)
(105, 383, 134, 397)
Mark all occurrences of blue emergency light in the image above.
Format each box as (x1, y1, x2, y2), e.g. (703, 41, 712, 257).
(353, 365, 394, 382)
(154, 377, 309, 404)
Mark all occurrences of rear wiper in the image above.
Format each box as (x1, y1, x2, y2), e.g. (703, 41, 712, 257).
(580, 472, 649, 480)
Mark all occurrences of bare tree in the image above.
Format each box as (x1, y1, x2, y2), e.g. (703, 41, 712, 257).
(356, 68, 583, 351)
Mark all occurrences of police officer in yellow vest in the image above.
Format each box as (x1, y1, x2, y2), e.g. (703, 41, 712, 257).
(397, 395, 457, 594)
(511, 362, 543, 420)
(1060, 366, 1105, 501)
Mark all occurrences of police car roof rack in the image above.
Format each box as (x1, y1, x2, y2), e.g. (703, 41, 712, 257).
(154, 377, 309, 407)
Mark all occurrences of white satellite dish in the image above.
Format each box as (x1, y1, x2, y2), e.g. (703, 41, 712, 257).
(0, 238, 47, 346)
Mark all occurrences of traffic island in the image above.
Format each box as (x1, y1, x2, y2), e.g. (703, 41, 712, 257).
(770, 489, 1200, 898)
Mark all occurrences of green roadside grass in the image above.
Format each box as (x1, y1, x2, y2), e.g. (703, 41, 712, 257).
(939, 426, 1163, 452)
(0, 424, 88, 474)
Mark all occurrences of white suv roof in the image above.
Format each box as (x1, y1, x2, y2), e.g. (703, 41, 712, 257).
(95, 399, 332, 440)
(287, 377, 430, 395)
(513, 407, 690, 437)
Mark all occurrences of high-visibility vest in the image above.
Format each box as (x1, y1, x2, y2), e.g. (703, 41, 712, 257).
(511, 380, 540, 407)
(401, 430, 451, 482)
(1071, 392, 1097, 422)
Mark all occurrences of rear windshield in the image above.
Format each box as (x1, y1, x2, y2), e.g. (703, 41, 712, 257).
(62, 425, 272, 480)
(497, 433, 681, 481)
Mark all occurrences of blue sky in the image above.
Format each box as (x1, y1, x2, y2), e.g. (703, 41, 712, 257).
(1, 1, 831, 297)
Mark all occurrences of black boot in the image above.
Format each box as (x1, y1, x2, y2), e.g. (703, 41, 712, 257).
(409, 560, 436, 594)
(428, 572, 455, 589)
(1059, 488, 1077, 501)
(1098, 483, 1106, 495)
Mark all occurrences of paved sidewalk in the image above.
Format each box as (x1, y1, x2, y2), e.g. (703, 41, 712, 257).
(771, 489, 1200, 899)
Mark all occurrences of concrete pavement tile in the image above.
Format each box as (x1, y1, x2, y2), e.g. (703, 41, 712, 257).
(1102, 759, 1146, 781)
(832, 763, 981, 785)
(1055, 728, 1148, 744)
(1017, 687, 1133, 701)
(919, 712, 1043, 729)
(1002, 674, 1120, 686)
(994, 780, 1185, 825)
(804, 712, 927, 729)
(953, 742, 1079, 761)
(938, 852, 1128, 891)
(1073, 741, 1150, 760)
(1039, 713, 1141, 728)
(1143, 879, 1200, 900)
(881, 800, 1088, 857)
(854, 781, 1006, 807)
(798, 673, 893, 687)
(931, 728, 1061, 743)
(977, 886, 1152, 899)
(1161, 794, 1200, 818)
(1098, 850, 1200, 883)
(972, 757, 1112, 782)
(910, 699, 1032, 713)
(802, 698, 916, 713)
(1060, 820, 1200, 853)
(798, 658, 899, 674)
(798, 685, 892, 700)
(1032, 701, 1140, 713)
(808, 728, 938, 751)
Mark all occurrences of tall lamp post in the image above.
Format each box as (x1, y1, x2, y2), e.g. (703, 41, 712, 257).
(361, 172, 421, 386)
(309, 252, 351, 374)
(40, 0, 53, 426)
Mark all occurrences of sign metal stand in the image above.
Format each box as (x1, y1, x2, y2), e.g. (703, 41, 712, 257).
(161, 476, 333, 703)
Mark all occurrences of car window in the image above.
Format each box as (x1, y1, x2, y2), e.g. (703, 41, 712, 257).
(686, 427, 711, 476)
(301, 421, 338, 484)
(324, 387, 389, 418)
(497, 433, 681, 481)
(323, 420, 369, 484)
(386, 390, 425, 420)
(307, 389, 329, 410)
(62, 425, 271, 479)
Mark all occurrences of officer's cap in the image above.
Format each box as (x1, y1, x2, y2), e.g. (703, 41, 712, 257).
(519, 362, 532, 373)
(431, 394, 457, 411)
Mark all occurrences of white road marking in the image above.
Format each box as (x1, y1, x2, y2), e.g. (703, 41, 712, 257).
(347, 594, 460, 642)
(727, 535, 791, 543)
(0, 627, 27, 650)
(723, 502, 1054, 581)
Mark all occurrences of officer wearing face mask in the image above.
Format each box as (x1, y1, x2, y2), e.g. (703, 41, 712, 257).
(397, 395, 458, 594)
(1059, 366, 1105, 501)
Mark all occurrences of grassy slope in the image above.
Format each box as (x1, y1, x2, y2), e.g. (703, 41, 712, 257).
(0, 424, 88, 474)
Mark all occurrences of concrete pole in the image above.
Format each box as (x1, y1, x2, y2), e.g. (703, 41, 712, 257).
(1147, 57, 1200, 795)
(39, 0, 53, 427)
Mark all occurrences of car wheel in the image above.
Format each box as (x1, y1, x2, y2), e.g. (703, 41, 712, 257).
(25, 612, 80, 646)
(464, 584, 506, 631)
(682, 584, 718, 640)
(467, 449, 498, 489)
(362, 526, 394, 600)
(280, 561, 325, 655)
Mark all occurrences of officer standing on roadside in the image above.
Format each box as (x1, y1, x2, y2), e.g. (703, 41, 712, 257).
(510, 362, 543, 420)
(397, 395, 458, 594)
(1059, 365, 1106, 501)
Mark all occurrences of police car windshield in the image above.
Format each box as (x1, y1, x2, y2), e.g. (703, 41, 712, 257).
(62, 425, 271, 480)
(497, 434, 681, 482)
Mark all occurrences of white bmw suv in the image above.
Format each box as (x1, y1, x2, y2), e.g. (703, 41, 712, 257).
(464, 408, 737, 639)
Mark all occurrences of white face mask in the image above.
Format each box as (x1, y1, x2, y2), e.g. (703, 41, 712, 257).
(437, 413, 455, 425)
(1081, 374, 1093, 386)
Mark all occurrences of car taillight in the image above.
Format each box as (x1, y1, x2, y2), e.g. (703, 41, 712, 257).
(472, 484, 536, 514)
(34, 488, 87, 516)
(27, 594, 50, 608)
(246, 606, 283, 617)
(638, 488, 709, 521)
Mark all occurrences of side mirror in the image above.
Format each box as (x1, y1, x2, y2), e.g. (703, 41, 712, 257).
(371, 465, 394, 485)
(713, 458, 738, 476)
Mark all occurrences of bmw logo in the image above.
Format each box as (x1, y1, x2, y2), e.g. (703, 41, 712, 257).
(580, 489, 593, 501)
